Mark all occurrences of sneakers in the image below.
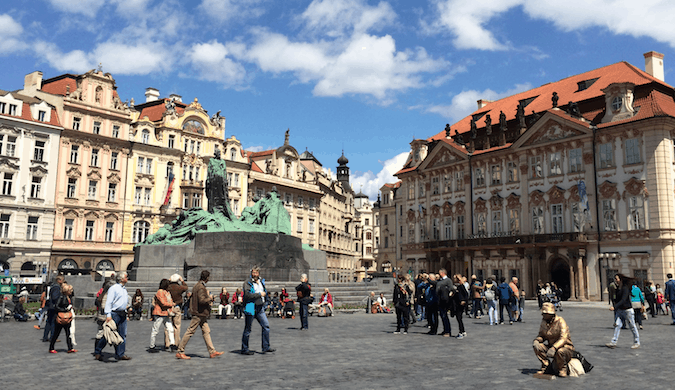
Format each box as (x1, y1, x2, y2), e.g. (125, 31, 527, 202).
(509, 321, 513, 325)
(456, 334, 464, 339)
(631, 344, 640, 349)
(393, 331, 400, 334)
(605, 342, 617, 349)
(442, 333, 450, 337)
(148, 347, 160, 353)
(34, 325, 40, 330)
(403, 331, 408, 335)
(176, 353, 191, 360)
(462, 332, 467, 337)
(67, 349, 78, 353)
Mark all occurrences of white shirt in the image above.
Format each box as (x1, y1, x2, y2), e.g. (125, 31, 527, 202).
(252, 280, 265, 303)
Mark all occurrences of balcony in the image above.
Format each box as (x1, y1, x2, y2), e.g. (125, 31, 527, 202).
(181, 180, 204, 188)
(422, 232, 587, 251)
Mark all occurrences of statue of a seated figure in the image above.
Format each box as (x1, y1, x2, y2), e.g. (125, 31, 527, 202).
(533, 302, 575, 377)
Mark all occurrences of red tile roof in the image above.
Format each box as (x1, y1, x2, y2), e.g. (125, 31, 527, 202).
(384, 181, 401, 188)
(251, 161, 264, 173)
(597, 89, 675, 128)
(136, 99, 186, 122)
(248, 150, 274, 159)
(41, 75, 78, 96)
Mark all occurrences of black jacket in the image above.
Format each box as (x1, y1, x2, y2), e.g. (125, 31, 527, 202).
(393, 283, 412, 309)
(55, 294, 72, 313)
(295, 282, 312, 304)
(614, 284, 632, 311)
(435, 277, 453, 306)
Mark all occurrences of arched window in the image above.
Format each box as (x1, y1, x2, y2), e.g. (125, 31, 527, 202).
(20, 261, 35, 271)
(95, 86, 103, 104)
(58, 258, 78, 270)
(141, 129, 150, 144)
(133, 220, 150, 243)
(96, 259, 115, 273)
(230, 148, 237, 160)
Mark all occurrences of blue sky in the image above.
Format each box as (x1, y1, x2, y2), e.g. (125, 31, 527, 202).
(2, 0, 675, 200)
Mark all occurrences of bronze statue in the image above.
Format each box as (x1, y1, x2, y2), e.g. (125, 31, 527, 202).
(499, 110, 507, 132)
(568, 101, 581, 117)
(533, 302, 575, 377)
(552, 92, 559, 108)
(485, 114, 492, 135)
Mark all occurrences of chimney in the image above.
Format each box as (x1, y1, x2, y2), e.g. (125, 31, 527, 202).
(477, 99, 493, 109)
(644, 51, 665, 82)
(145, 87, 160, 102)
(169, 94, 182, 102)
(23, 71, 43, 93)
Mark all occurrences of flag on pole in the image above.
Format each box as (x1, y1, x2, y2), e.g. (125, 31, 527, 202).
(163, 172, 175, 206)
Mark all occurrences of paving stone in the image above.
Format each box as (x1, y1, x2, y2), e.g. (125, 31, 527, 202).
(1, 302, 672, 389)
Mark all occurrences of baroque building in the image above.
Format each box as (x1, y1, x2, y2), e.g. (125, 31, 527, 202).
(385, 51, 675, 301)
(0, 88, 62, 281)
(354, 190, 378, 280)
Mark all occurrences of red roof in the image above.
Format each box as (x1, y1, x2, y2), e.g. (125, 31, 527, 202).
(251, 161, 264, 173)
(598, 89, 675, 128)
(136, 99, 186, 122)
(429, 61, 673, 141)
(384, 181, 401, 189)
(41, 75, 78, 96)
(248, 150, 274, 159)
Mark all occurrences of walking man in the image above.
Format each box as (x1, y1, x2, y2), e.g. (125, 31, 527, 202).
(167, 273, 188, 347)
(95, 272, 131, 361)
(665, 273, 675, 325)
(241, 266, 275, 355)
(176, 270, 223, 359)
(435, 269, 453, 337)
(296, 273, 312, 330)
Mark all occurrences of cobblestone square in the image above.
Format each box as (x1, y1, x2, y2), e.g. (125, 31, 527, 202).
(1, 302, 671, 389)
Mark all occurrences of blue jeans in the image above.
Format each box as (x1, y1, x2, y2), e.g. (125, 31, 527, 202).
(242, 307, 270, 352)
(612, 308, 639, 345)
(670, 302, 675, 323)
(95, 312, 127, 358)
(487, 300, 498, 324)
(299, 302, 309, 329)
(439, 304, 451, 334)
(42, 310, 55, 341)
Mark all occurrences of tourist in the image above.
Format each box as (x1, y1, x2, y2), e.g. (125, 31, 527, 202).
(452, 274, 469, 339)
(484, 277, 499, 325)
(176, 270, 223, 359)
(149, 279, 176, 353)
(536, 280, 545, 309)
(13, 296, 28, 321)
(424, 274, 439, 334)
(630, 280, 645, 330)
(131, 289, 143, 320)
(519, 291, 526, 322)
(95, 272, 131, 361)
(509, 277, 520, 321)
(94, 278, 115, 352)
(167, 273, 188, 346)
(218, 287, 232, 319)
(608, 275, 620, 326)
(666, 274, 675, 324)
(498, 277, 514, 324)
(182, 292, 192, 320)
(232, 288, 244, 319)
(377, 292, 389, 313)
(43, 276, 64, 342)
(295, 273, 312, 330)
(606, 274, 640, 349)
(366, 291, 377, 313)
(434, 268, 453, 337)
(318, 288, 333, 317)
(644, 281, 657, 318)
(241, 266, 275, 355)
(404, 274, 416, 324)
(533, 302, 575, 377)
(268, 292, 281, 317)
(392, 275, 412, 334)
(414, 273, 426, 321)
(49, 283, 76, 354)
(33, 288, 48, 330)
(655, 284, 667, 315)
(470, 275, 484, 319)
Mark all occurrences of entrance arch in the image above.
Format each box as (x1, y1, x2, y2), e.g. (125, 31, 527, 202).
(549, 257, 571, 300)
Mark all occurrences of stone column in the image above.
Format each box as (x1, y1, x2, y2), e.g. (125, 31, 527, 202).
(577, 255, 587, 301)
(569, 264, 576, 300)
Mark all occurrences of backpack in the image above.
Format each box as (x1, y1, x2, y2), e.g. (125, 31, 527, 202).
(485, 285, 496, 301)
(498, 284, 512, 300)
(424, 284, 435, 303)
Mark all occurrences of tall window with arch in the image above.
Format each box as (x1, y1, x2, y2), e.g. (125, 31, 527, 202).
(133, 220, 150, 243)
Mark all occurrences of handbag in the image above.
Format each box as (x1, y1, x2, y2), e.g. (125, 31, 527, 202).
(573, 351, 593, 373)
(56, 311, 73, 325)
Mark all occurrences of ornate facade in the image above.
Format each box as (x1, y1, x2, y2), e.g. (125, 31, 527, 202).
(384, 52, 675, 301)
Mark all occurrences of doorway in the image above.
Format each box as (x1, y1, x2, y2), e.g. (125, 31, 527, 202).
(550, 258, 571, 300)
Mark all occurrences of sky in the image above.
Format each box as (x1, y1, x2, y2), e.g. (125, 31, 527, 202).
(2, 0, 675, 201)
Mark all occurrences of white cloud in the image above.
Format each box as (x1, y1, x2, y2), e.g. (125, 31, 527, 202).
(188, 40, 247, 87)
(245, 145, 265, 153)
(46, 0, 106, 17)
(421, 83, 532, 122)
(300, 0, 396, 38)
(430, 0, 675, 50)
(351, 152, 408, 201)
(33, 41, 93, 73)
(0, 14, 26, 54)
(199, 0, 268, 24)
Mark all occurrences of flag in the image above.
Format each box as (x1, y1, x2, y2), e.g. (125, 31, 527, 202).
(163, 172, 175, 206)
(578, 180, 589, 214)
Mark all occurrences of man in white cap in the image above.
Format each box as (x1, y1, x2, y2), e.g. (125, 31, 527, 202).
(533, 302, 575, 377)
(166, 273, 188, 349)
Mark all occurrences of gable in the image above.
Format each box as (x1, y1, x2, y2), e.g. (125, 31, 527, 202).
(417, 141, 467, 172)
(513, 112, 591, 149)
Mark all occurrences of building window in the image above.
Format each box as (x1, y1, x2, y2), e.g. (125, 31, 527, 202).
(443, 174, 452, 193)
(112, 125, 120, 138)
(492, 211, 502, 234)
(384, 214, 388, 225)
(107, 183, 116, 202)
(88, 180, 97, 199)
(432, 218, 439, 240)
(183, 193, 189, 209)
(475, 167, 485, 187)
(0, 214, 9, 238)
(309, 219, 315, 233)
(30, 176, 42, 198)
(476, 213, 487, 235)
(308, 197, 315, 210)
(297, 217, 303, 233)
(285, 193, 292, 205)
(384, 236, 389, 248)
(70, 145, 79, 164)
(166, 162, 174, 178)
(2, 173, 13, 195)
(91, 148, 99, 167)
(34, 140, 45, 161)
(134, 187, 142, 204)
(0, 102, 5, 113)
(146, 158, 153, 174)
(408, 186, 414, 200)
(508, 209, 520, 233)
(8, 104, 17, 116)
(625, 138, 641, 165)
(549, 152, 562, 176)
(532, 206, 544, 234)
(418, 183, 425, 197)
(168, 135, 175, 148)
(64, 218, 73, 240)
(233, 199, 239, 214)
(491, 165, 501, 186)
(72, 117, 81, 130)
(256, 188, 264, 199)
(229, 148, 237, 160)
(628, 196, 645, 230)
(105, 222, 114, 242)
(190, 140, 195, 153)
(5, 136, 16, 157)
(38, 110, 46, 121)
(234, 173, 240, 187)
(296, 195, 303, 207)
(444, 217, 452, 240)
(455, 171, 464, 191)
(599, 142, 613, 168)
(144, 188, 151, 205)
(457, 215, 465, 239)
(141, 130, 150, 144)
(365, 231, 372, 240)
(85, 220, 95, 241)
(192, 193, 201, 208)
(432, 177, 440, 195)
(530, 156, 543, 178)
(137, 157, 144, 173)
(110, 152, 118, 170)
(602, 199, 617, 231)
(26, 216, 38, 240)
(93, 121, 101, 134)
(196, 142, 201, 155)
(569, 148, 582, 173)
(551, 204, 563, 233)
(400, 225, 403, 238)
(67, 178, 76, 198)
(366, 246, 372, 255)
(133, 221, 150, 243)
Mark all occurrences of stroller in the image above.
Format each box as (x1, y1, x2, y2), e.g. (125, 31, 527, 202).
(281, 299, 295, 319)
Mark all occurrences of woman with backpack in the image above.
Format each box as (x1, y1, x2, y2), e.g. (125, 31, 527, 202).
(484, 277, 499, 325)
(630, 280, 645, 330)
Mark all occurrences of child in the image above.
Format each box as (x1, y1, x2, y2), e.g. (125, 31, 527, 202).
(518, 291, 526, 322)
